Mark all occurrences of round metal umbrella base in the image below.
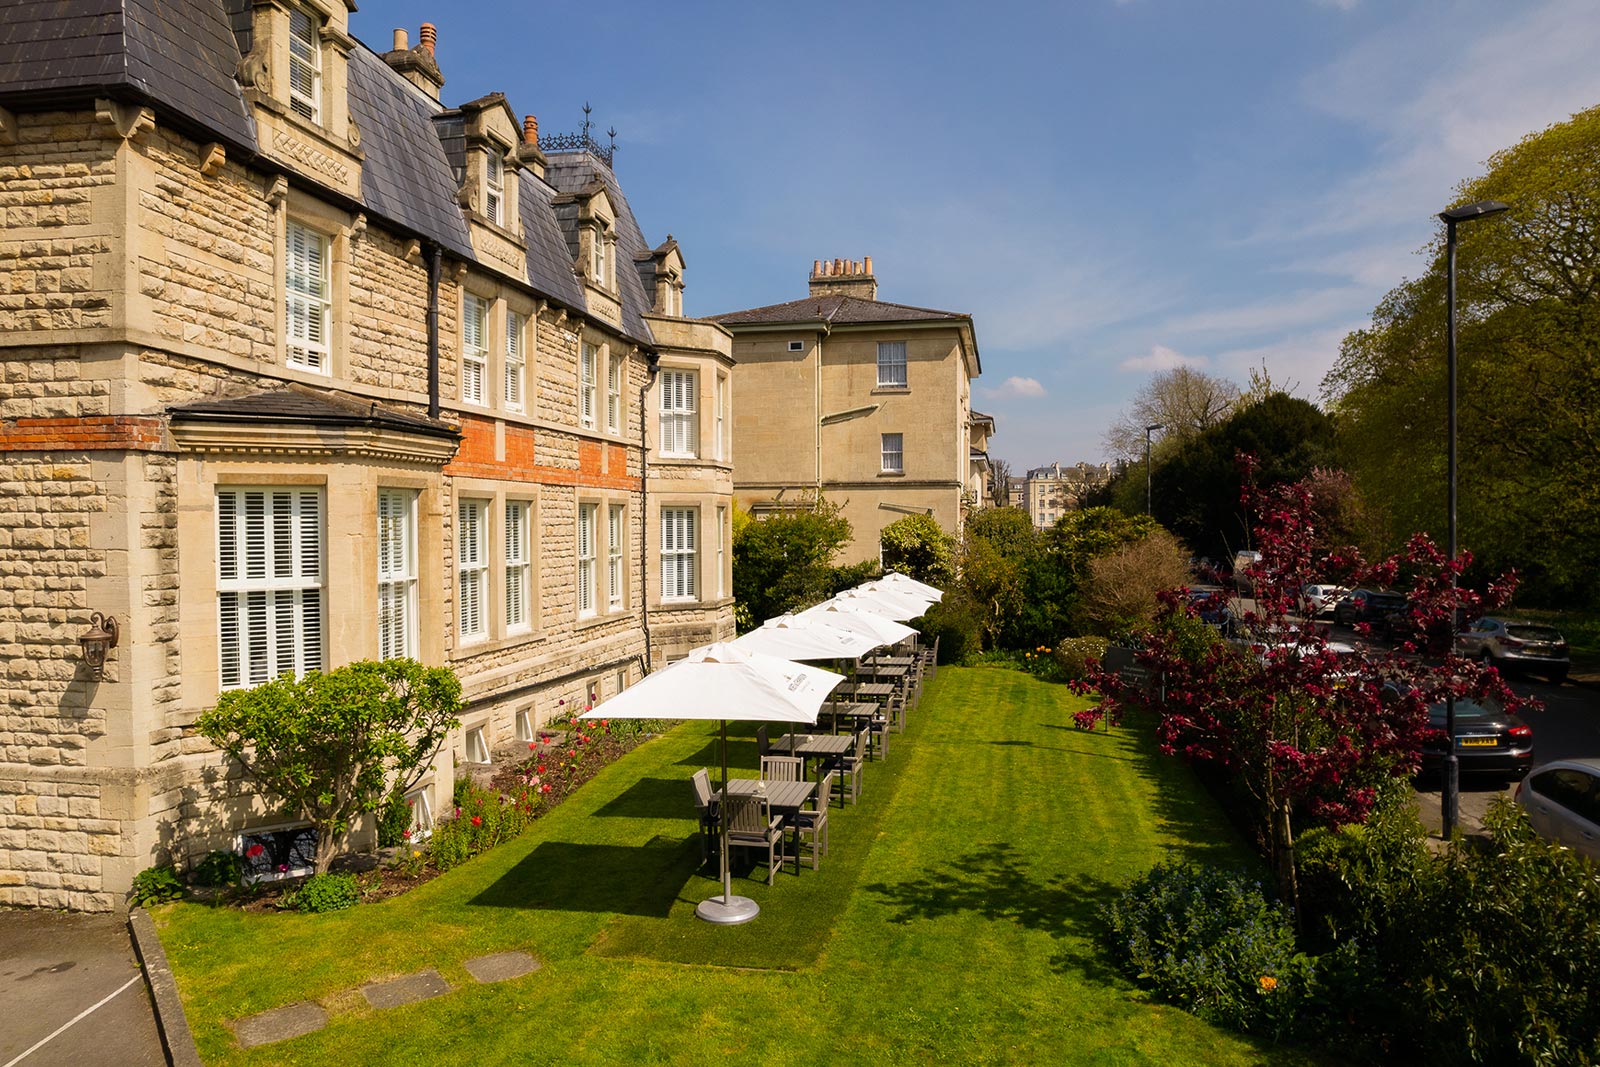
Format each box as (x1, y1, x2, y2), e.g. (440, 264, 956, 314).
(695, 894, 759, 924)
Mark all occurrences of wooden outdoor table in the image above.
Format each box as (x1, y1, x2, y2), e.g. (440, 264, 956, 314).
(774, 732, 854, 784)
(857, 664, 908, 680)
(841, 682, 895, 703)
(864, 656, 914, 668)
(717, 779, 816, 821)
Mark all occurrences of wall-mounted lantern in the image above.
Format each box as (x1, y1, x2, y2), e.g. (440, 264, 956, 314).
(79, 612, 119, 678)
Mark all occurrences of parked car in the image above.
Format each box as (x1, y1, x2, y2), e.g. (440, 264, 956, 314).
(1516, 759, 1600, 861)
(1417, 695, 1534, 779)
(1299, 583, 1348, 619)
(1455, 617, 1570, 684)
(1185, 586, 1233, 631)
(1332, 588, 1408, 629)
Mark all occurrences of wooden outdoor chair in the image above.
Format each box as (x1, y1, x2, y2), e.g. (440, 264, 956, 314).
(869, 701, 891, 760)
(834, 727, 867, 806)
(756, 724, 771, 757)
(724, 792, 786, 885)
(796, 770, 833, 871)
(690, 768, 718, 863)
(760, 755, 803, 782)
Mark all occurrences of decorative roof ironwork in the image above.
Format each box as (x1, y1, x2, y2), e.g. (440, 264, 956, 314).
(540, 103, 617, 169)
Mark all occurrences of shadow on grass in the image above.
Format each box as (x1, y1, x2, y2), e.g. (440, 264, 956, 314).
(591, 777, 695, 820)
(863, 842, 1123, 981)
(469, 837, 699, 918)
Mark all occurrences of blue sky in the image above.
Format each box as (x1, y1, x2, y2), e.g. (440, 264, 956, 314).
(376, 0, 1600, 469)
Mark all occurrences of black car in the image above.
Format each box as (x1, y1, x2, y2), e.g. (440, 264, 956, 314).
(1419, 696, 1534, 779)
(1185, 586, 1233, 630)
(1333, 588, 1408, 629)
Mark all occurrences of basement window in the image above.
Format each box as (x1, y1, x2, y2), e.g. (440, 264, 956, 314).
(464, 726, 490, 764)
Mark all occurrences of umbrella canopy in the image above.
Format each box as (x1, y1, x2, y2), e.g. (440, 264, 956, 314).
(831, 585, 930, 622)
(578, 642, 843, 925)
(878, 572, 944, 602)
(731, 613, 883, 661)
(797, 601, 918, 646)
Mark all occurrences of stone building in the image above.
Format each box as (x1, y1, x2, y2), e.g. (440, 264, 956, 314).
(1024, 461, 1114, 528)
(711, 259, 986, 565)
(0, 2, 732, 910)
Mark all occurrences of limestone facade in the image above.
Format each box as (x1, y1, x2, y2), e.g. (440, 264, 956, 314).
(0, 6, 731, 910)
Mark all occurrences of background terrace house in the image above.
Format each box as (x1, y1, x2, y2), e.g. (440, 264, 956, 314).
(710, 259, 986, 565)
(0, 3, 731, 910)
(1024, 461, 1113, 528)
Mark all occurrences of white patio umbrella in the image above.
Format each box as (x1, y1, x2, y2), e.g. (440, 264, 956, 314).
(731, 613, 883, 661)
(579, 642, 842, 925)
(830, 585, 930, 622)
(878, 572, 944, 602)
(796, 601, 919, 646)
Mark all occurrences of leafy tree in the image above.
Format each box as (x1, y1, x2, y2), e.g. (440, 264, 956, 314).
(1103, 366, 1242, 462)
(197, 659, 464, 875)
(1079, 527, 1193, 639)
(1074, 470, 1528, 909)
(879, 513, 956, 587)
(1324, 103, 1600, 606)
(731, 494, 856, 629)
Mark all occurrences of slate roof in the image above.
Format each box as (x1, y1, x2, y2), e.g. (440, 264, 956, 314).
(0, 0, 257, 151)
(347, 47, 472, 260)
(169, 385, 459, 439)
(519, 174, 587, 309)
(545, 153, 658, 345)
(709, 294, 969, 327)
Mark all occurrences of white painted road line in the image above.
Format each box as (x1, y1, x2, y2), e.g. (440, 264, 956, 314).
(2, 974, 142, 1067)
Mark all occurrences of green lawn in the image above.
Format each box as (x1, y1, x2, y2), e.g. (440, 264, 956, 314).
(156, 667, 1319, 1065)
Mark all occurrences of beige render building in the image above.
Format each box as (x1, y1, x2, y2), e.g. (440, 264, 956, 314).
(1024, 461, 1114, 528)
(711, 260, 985, 565)
(0, 2, 732, 909)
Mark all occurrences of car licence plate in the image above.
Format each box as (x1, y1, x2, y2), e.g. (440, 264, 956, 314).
(1458, 737, 1497, 748)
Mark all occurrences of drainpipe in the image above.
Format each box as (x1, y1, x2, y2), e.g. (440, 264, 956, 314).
(425, 242, 443, 419)
(639, 352, 660, 672)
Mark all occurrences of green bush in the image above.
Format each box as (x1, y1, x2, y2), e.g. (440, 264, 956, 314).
(1052, 635, 1110, 681)
(427, 782, 542, 872)
(191, 850, 244, 888)
(288, 872, 359, 913)
(920, 596, 982, 665)
(1102, 862, 1309, 1039)
(130, 864, 185, 906)
(377, 787, 413, 848)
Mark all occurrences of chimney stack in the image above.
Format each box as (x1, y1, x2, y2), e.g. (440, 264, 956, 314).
(523, 115, 539, 146)
(808, 255, 878, 301)
(516, 113, 548, 178)
(383, 23, 445, 101)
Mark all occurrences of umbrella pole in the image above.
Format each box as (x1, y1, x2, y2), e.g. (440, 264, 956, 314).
(696, 717, 758, 925)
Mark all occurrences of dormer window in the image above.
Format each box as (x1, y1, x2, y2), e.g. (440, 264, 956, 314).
(591, 224, 609, 287)
(288, 6, 322, 123)
(484, 150, 504, 227)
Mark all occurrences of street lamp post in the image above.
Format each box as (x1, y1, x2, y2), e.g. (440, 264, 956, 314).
(1144, 423, 1164, 516)
(1438, 199, 1509, 840)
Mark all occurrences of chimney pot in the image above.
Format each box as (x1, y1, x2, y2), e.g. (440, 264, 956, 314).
(854, 260, 862, 274)
(523, 115, 539, 145)
(419, 22, 437, 56)
(834, 258, 844, 274)
(393, 28, 409, 51)
(813, 259, 822, 276)
(864, 255, 873, 274)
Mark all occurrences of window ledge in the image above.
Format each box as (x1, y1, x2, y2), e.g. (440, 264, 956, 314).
(879, 470, 906, 477)
(575, 609, 633, 633)
(453, 629, 546, 659)
(872, 386, 911, 395)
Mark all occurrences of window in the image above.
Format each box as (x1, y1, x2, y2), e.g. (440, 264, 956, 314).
(515, 708, 534, 743)
(404, 788, 433, 840)
(484, 149, 504, 226)
(458, 499, 488, 641)
(661, 507, 697, 601)
(881, 433, 904, 473)
(577, 503, 598, 617)
(505, 310, 524, 413)
(714, 373, 727, 460)
(285, 221, 331, 373)
(377, 490, 416, 660)
(287, 6, 321, 122)
(877, 341, 908, 388)
(659, 369, 698, 457)
(591, 224, 607, 284)
(608, 504, 625, 610)
(505, 500, 530, 632)
(715, 505, 726, 598)
(462, 294, 487, 405)
(579, 342, 598, 429)
(787, 340, 804, 353)
(464, 726, 489, 764)
(606, 353, 624, 434)
(216, 488, 323, 690)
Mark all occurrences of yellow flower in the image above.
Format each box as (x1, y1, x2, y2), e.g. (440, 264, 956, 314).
(412, 850, 421, 858)
(1258, 975, 1278, 992)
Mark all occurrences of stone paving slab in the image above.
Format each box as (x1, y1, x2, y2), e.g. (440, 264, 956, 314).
(360, 968, 451, 1010)
(463, 951, 541, 984)
(234, 1001, 328, 1049)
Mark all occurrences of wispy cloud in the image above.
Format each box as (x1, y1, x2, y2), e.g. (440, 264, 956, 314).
(986, 376, 1047, 399)
(1163, 286, 1370, 339)
(1120, 344, 1207, 372)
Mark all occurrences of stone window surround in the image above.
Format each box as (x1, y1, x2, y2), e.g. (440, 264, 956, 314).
(578, 331, 610, 432)
(574, 488, 631, 629)
(455, 275, 538, 417)
(464, 134, 521, 237)
(459, 291, 489, 407)
(449, 477, 542, 655)
(456, 496, 490, 644)
(244, 0, 359, 150)
(650, 492, 721, 607)
(275, 190, 352, 382)
(655, 362, 701, 460)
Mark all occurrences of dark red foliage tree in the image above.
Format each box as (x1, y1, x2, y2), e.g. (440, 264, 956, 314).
(1073, 460, 1532, 908)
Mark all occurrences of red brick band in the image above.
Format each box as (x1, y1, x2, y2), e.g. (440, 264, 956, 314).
(0, 416, 165, 451)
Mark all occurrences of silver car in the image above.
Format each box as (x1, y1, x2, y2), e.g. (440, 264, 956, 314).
(1516, 759, 1600, 860)
(1455, 617, 1569, 684)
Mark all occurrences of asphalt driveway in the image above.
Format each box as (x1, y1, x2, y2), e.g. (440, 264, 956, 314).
(0, 909, 165, 1067)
